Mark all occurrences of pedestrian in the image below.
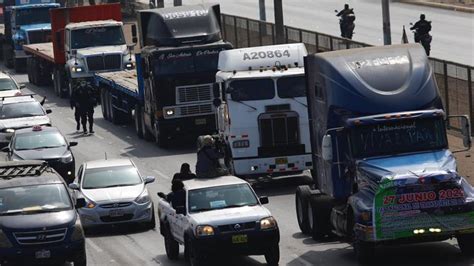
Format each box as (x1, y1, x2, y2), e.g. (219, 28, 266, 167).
(410, 14, 431, 43)
(70, 81, 97, 135)
(172, 163, 197, 182)
(195, 135, 227, 178)
(69, 98, 82, 132)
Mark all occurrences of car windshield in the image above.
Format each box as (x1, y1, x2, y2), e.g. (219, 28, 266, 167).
(16, 8, 51, 25)
(82, 166, 142, 189)
(229, 79, 275, 101)
(277, 76, 306, 98)
(350, 117, 448, 158)
(0, 78, 18, 91)
(188, 184, 258, 213)
(71, 26, 125, 49)
(14, 131, 66, 150)
(0, 184, 72, 216)
(0, 101, 45, 119)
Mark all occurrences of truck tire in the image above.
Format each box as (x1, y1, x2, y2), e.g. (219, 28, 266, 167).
(27, 57, 34, 84)
(295, 185, 312, 235)
(3, 44, 13, 69)
(154, 123, 169, 148)
(164, 225, 179, 260)
(457, 233, 474, 256)
(101, 88, 109, 120)
(348, 210, 374, 264)
(134, 105, 144, 138)
(14, 58, 22, 73)
(53, 69, 62, 97)
(141, 109, 153, 141)
(308, 190, 334, 240)
(264, 244, 280, 266)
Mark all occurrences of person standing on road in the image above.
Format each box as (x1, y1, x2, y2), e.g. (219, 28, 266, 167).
(70, 81, 98, 135)
(172, 163, 197, 182)
(70, 96, 82, 132)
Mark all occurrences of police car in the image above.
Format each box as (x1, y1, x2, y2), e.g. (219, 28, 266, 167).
(157, 176, 280, 266)
(0, 72, 24, 98)
(0, 95, 52, 146)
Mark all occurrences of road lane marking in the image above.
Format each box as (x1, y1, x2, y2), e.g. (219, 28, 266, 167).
(153, 169, 170, 180)
(291, 254, 313, 266)
(86, 239, 103, 253)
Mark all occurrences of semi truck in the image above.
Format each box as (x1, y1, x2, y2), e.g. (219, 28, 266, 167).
(94, 4, 232, 147)
(295, 44, 474, 263)
(23, 3, 134, 97)
(213, 43, 313, 178)
(2, 0, 59, 71)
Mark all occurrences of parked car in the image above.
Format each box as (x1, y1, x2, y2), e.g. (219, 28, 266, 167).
(0, 160, 87, 265)
(69, 158, 156, 229)
(3, 126, 78, 183)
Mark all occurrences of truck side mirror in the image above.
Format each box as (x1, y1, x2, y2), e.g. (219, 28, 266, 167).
(131, 24, 138, 44)
(448, 115, 472, 152)
(322, 134, 333, 161)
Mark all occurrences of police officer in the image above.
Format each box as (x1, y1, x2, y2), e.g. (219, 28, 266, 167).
(70, 81, 97, 134)
(410, 14, 432, 43)
(336, 4, 355, 38)
(70, 96, 82, 132)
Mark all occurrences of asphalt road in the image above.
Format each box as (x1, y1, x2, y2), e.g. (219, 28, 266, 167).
(1, 66, 472, 266)
(139, 0, 474, 66)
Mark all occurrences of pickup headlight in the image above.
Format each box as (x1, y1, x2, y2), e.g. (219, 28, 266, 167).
(60, 153, 73, 163)
(71, 218, 85, 241)
(0, 229, 12, 248)
(135, 190, 150, 204)
(71, 66, 84, 73)
(196, 225, 214, 237)
(163, 107, 176, 118)
(260, 216, 277, 230)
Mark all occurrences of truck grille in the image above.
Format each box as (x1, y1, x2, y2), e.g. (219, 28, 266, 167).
(27, 30, 52, 44)
(180, 104, 213, 116)
(86, 54, 122, 71)
(177, 83, 213, 104)
(259, 112, 300, 147)
(13, 228, 67, 245)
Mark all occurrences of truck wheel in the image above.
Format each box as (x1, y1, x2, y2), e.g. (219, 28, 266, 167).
(308, 190, 334, 240)
(101, 88, 109, 120)
(27, 57, 34, 84)
(3, 44, 13, 69)
(14, 58, 23, 73)
(348, 211, 374, 264)
(141, 109, 153, 141)
(457, 233, 474, 256)
(164, 225, 179, 260)
(71, 248, 87, 266)
(134, 105, 144, 138)
(264, 244, 280, 266)
(145, 207, 156, 230)
(154, 124, 169, 148)
(295, 185, 312, 235)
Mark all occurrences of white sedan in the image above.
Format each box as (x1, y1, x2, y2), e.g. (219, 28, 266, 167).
(69, 158, 156, 229)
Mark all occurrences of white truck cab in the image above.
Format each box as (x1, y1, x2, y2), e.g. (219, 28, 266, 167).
(157, 175, 280, 265)
(65, 20, 135, 81)
(215, 43, 312, 177)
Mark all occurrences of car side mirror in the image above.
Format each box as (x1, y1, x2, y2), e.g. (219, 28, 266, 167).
(1, 146, 10, 153)
(19, 84, 26, 89)
(175, 205, 186, 215)
(131, 24, 138, 44)
(157, 192, 167, 199)
(144, 176, 155, 184)
(259, 196, 269, 205)
(46, 109, 52, 114)
(69, 141, 78, 147)
(75, 198, 86, 209)
(69, 183, 80, 190)
(322, 134, 333, 161)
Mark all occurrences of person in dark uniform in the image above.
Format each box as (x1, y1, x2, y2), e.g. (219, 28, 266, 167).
(70, 81, 97, 134)
(70, 98, 82, 132)
(167, 180, 186, 210)
(172, 163, 197, 182)
(410, 14, 432, 43)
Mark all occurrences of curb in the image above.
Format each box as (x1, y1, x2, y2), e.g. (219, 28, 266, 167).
(398, 0, 474, 13)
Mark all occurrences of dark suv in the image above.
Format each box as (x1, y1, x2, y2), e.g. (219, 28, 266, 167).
(0, 160, 86, 265)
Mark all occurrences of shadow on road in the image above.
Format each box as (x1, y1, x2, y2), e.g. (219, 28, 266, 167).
(252, 174, 313, 197)
(84, 223, 154, 238)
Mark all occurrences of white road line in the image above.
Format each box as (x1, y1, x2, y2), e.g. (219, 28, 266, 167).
(86, 239, 103, 253)
(153, 169, 170, 180)
(291, 254, 313, 266)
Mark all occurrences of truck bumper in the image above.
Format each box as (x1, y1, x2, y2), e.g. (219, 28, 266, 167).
(233, 153, 313, 176)
(158, 114, 216, 137)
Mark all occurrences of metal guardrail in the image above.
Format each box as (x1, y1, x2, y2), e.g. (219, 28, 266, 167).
(221, 13, 474, 135)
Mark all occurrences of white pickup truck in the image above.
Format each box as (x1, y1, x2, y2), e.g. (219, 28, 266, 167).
(157, 175, 280, 266)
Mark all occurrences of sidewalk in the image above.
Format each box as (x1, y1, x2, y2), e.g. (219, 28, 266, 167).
(398, 0, 474, 13)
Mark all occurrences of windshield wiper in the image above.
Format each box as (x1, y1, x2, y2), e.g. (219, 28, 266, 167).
(229, 99, 257, 111)
(32, 146, 62, 150)
(220, 203, 258, 209)
(0, 208, 67, 216)
(289, 97, 307, 107)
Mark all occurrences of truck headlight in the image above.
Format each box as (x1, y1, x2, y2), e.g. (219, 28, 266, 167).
(60, 153, 73, 163)
(71, 218, 85, 241)
(163, 107, 175, 118)
(135, 190, 151, 204)
(0, 229, 12, 248)
(232, 140, 250, 148)
(196, 225, 214, 237)
(71, 66, 83, 73)
(125, 62, 135, 69)
(260, 216, 277, 230)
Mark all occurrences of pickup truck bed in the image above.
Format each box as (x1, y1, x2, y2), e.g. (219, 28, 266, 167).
(23, 43, 54, 62)
(94, 70, 139, 98)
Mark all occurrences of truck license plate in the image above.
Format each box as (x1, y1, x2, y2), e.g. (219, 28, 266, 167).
(195, 118, 207, 125)
(275, 157, 288, 165)
(35, 250, 51, 259)
(232, 234, 248, 244)
(109, 209, 124, 217)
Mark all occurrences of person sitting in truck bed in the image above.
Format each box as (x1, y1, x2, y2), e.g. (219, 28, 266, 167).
(195, 135, 227, 178)
(172, 163, 196, 182)
(167, 180, 186, 210)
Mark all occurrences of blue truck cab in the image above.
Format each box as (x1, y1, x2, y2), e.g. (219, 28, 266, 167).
(295, 44, 474, 263)
(3, 0, 59, 71)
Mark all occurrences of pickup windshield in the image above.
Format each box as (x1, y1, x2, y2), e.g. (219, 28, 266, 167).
(188, 184, 258, 213)
(0, 184, 72, 216)
(229, 78, 275, 101)
(16, 8, 51, 26)
(350, 117, 448, 158)
(71, 26, 125, 49)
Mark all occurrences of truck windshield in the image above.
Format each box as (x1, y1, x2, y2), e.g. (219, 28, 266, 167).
(71, 26, 125, 49)
(16, 8, 51, 25)
(153, 47, 223, 76)
(350, 117, 448, 158)
(188, 184, 258, 213)
(229, 78, 275, 101)
(0, 184, 72, 216)
(277, 76, 306, 98)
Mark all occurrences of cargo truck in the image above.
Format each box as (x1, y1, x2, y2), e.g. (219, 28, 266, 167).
(23, 3, 135, 97)
(295, 44, 474, 263)
(2, 0, 59, 71)
(94, 4, 232, 147)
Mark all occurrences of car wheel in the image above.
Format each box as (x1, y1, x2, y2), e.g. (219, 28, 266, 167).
(264, 244, 280, 266)
(457, 233, 474, 256)
(295, 185, 312, 235)
(72, 248, 87, 266)
(145, 207, 156, 230)
(164, 225, 179, 260)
